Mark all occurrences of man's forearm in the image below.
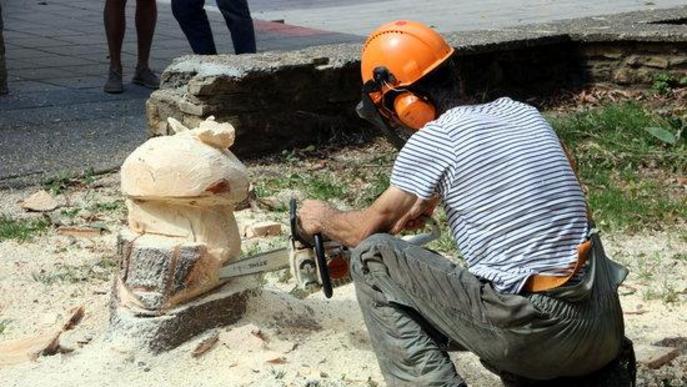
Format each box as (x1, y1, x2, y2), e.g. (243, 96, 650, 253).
(318, 206, 389, 247)
(298, 187, 424, 247)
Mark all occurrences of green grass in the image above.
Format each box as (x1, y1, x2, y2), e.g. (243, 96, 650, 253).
(354, 171, 390, 207)
(254, 172, 347, 202)
(241, 236, 288, 257)
(60, 208, 80, 218)
(652, 72, 687, 95)
(672, 253, 687, 262)
(0, 319, 9, 335)
(0, 215, 50, 242)
(42, 168, 99, 195)
(550, 102, 686, 171)
(32, 265, 88, 285)
(426, 209, 460, 257)
(584, 170, 687, 231)
(43, 172, 72, 195)
(642, 279, 681, 304)
(253, 102, 685, 237)
(90, 200, 125, 213)
(31, 257, 116, 285)
(549, 102, 687, 231)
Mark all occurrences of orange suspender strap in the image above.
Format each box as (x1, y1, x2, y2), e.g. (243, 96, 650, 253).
(524, 239, 592, 293)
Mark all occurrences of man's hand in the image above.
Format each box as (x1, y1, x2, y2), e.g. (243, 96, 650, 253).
(297, 199, 334, 236)
(391, 195, 439, 232)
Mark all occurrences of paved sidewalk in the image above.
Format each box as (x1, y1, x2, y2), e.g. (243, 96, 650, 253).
(2, 0, 686, 188)
(0, 0, 360, 188)
(249, 0, 687, 35)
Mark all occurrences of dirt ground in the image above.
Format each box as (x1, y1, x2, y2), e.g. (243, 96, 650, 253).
(0, 143, 686, 386)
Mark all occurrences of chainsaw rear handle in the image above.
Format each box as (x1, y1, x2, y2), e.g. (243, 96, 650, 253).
(403, 217, 441, 246)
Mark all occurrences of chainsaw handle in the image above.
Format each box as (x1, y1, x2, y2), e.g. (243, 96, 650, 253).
(314, 233, 333, 298)
(402, 217, 441, 246)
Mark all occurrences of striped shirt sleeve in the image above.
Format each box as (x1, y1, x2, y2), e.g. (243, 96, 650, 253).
(390, 124, 456, 200)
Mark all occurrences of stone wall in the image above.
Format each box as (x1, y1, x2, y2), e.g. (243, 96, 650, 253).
(147, 46, 364, 157)
(579, 42, 687, 85)
(147, 6, 687, 157)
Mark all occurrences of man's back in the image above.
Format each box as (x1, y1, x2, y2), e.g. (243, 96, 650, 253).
(391, 97, 588, 293)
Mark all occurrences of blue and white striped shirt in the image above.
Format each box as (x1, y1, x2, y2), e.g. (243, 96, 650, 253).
(391, 97, 588, 294)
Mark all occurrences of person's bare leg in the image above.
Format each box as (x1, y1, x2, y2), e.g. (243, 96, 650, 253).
(135, 0, 156, 69)
(132, 0, 159, 89)
(104, 0, 126, 74)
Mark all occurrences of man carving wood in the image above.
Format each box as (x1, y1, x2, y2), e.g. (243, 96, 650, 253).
(298, 20, 630, 386)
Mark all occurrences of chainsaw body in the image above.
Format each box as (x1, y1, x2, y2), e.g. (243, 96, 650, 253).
(218, 199, 439, 299)
(289, 239, 351, 297)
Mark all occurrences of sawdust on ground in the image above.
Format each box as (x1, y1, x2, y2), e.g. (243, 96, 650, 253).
(0, 167, 686, 386)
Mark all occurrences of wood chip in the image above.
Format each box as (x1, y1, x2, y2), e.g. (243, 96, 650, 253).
(635, 344, 680, 369)
(654, 337, 687, 353)
(270, 339, 297, 354)
(249, 327, 271, 345)
(265, 355, 287, 364)
(0, 329, 62, 366)
(63, 306, 85, 331)
(222, 324, 267, 351)
(244, 221, 282, 238)
(192, 333, 219, 358)
(0, 305, 84, 367)
(21, 190, 58, 212)
(56, 225, 106, 238)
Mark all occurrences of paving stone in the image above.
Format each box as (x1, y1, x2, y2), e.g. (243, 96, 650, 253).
(4, 0, 687, 190)
(0, 0, 364, 188)
(6, 80, 63, 92)
(47, 76, 109, 90)
(0, 3, 6, 95)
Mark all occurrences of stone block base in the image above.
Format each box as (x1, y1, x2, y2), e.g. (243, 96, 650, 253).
(108, 275, 260, 353)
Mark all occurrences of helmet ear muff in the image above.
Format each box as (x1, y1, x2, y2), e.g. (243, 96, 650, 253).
(393, 92, 436, 130)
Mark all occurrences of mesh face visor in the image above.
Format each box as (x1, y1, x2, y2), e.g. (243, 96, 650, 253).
(356, 92, 412, 150)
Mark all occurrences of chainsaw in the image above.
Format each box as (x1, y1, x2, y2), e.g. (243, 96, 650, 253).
(218, 199, 441, 298)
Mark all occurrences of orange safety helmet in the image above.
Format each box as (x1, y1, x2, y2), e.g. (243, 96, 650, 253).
(360, 20, 454, 130)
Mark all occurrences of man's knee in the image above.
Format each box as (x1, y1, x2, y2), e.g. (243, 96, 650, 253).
(352, 233, 397, 256)
(350, 233, 401, 280)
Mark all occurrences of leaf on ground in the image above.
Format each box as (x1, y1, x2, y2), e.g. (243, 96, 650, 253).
(644, 126, 677, 145)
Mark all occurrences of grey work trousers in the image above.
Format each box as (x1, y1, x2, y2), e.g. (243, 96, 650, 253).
(350, 233, 627, 386)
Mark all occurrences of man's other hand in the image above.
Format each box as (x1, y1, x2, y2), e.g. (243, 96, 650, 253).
(391, 194, 439, 233)
(298, 199, 331, 236)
